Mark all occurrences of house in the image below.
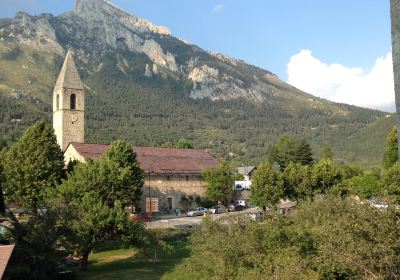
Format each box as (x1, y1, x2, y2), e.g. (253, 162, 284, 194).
(64, 143, 218, 212)
(53, 51, 218, 213)
(236, 166, 256, 181)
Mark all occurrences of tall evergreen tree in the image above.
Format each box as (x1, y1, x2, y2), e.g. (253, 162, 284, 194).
(2, 121, 64, 210)
(294, 138, 314, 165)
(268, 136, 313, 170)
(383, 126, 399, 169)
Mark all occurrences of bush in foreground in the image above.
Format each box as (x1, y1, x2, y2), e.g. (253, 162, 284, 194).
(164, 196, 400, 280)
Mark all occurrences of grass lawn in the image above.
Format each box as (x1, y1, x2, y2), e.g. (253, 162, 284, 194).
(75, 237, 191, 280)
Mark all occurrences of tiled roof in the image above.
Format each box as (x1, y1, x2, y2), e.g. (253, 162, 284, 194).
(69, 143, 218, 175)
(0, 245, 14, 279)
(54, 51, 84, 91)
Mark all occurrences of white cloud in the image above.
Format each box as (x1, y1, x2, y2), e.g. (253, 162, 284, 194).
(287, 49, 395, 112)
(212, 4, 224, 13)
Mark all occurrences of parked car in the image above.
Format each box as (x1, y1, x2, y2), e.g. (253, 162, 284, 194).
(235, 200, 247, 207)
(186, 207, 208, 217)
(208, 205, 227, 214)
(233, 181, 252, 191)
(131, 214, 152, 222)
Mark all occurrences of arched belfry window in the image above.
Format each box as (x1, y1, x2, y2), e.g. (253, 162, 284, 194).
(70, 94, 76, 110)
(56, 94, 60, 110)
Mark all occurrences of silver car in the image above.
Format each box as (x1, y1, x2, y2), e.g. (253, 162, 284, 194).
(208, 205, 227, 214)
(186, 207, 208, 217)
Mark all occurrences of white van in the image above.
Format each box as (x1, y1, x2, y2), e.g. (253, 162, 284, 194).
(233, 180, 252, 191)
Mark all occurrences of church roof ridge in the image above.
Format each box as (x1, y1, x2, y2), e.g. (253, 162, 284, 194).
(54, 50, 84, 91)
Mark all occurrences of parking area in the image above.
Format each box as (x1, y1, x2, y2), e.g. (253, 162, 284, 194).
(146, 207, 259, 229)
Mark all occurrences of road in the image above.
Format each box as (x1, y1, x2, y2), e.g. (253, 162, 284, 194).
(147, 207, 259, 229)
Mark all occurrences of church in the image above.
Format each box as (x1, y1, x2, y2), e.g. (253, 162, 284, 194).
(53, 51, 218, 212)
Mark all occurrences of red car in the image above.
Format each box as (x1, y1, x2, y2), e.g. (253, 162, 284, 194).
(131, 214, 152, 222)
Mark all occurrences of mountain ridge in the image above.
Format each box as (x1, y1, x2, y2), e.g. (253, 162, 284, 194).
(0, 0, 395, 167)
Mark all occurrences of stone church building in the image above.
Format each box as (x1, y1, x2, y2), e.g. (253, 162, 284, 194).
(53, 51, 218, 212)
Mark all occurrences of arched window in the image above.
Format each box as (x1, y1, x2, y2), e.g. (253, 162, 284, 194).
(70, 94, 76, 110)
(56, 94, 60, 110)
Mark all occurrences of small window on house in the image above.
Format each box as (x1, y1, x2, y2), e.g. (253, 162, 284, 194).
(56, 94, 60, 110)
(70, 94, 76, 110)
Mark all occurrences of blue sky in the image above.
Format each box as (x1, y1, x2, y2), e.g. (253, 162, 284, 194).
(0, 0, 394, 111)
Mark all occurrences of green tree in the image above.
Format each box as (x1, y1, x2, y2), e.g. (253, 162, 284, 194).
(105, 140, 144, 207)
(311, 159, 342, 194)
(2, 121, 64, 210)
(250, 163, 284, 209)
(294, 138, 314, 165)
(268, 136, 296, 170)
(322, 144, 333, 160)
(57, 157, 146, 270)
(59, 159, 132, 208)
(380, 162, 400, 203)
(348, 173, 381, 199)
(175, 138, 194, 149)
(383, 126, 398, 169)
(268, 136, 313, 170)
(165, 196, 400, 280)
(161, 141, 175, 148)
(161, 139, 194, 149)
(283, 162, 312, 200)
(203, 162, 233, 203)
(4, 209, 65, 279)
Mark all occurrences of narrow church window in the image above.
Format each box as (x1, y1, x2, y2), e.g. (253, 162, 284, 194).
(70, 94, 76, 110)
(56, 94, 60, 110)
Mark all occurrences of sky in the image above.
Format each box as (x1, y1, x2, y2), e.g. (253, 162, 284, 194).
(0, 0, 394, 112)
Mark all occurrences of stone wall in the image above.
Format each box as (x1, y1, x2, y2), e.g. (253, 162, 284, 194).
(53, 88, 85, 151)
(139, 174, 206, 213)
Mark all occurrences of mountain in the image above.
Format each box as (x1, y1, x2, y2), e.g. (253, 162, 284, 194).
(0, 0, 396, 167)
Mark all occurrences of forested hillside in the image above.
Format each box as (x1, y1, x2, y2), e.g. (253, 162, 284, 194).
(0, 0, 396, 167)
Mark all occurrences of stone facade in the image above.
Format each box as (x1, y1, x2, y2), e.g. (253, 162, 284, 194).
(53, 51, 85, 151)
(141, 175, 206, 213)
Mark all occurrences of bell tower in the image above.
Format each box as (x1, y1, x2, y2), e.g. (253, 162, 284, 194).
(53, 51, 85, 151)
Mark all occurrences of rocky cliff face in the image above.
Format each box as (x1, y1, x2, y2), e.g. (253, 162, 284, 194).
(0, 0, 312, 103)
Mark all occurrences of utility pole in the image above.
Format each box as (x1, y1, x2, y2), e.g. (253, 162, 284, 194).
(391, 0, 400, 159)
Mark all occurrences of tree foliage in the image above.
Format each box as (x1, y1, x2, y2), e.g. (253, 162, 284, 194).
(203, 162, 234, 202)
(57, 155, 146, 270)
(105, 140, 144, 207)
(268, 136, 313, 170)
(165, 196, 400, 280)
(250, 163, 284, 209)
(2, 121, 64, 209)
(383, 126, 399, 169)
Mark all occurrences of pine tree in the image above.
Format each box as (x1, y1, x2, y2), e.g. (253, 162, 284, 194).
(2, 121, 64, 210)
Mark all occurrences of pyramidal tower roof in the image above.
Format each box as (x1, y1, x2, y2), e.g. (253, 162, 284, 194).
(54, 51, 84, 91)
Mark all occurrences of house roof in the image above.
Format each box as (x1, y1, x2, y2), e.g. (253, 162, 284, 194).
(54, 51, 84, 91)
(68, 143, 218, 175)
(237, 166, 256, 176)
(0, 245, 14, 279)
